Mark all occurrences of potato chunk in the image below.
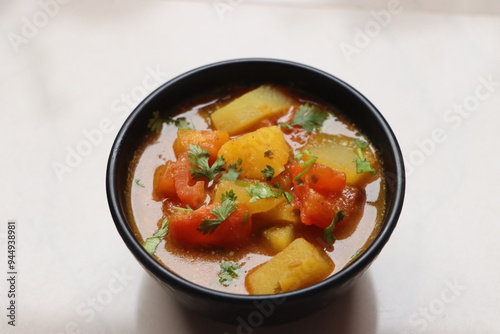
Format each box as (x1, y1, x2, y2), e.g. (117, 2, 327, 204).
(218, 126, 290, 180)
(213, 180, 285, 214)
(252, 201, 300, 227)
(211, 85, 294, 135)
(305, 134, 379, 187)
(246, 238, 334, 294)
(262, 225, 295, 253)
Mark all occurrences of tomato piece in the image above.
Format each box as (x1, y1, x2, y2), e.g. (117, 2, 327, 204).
(173, 153, 206, 209)
(289, 163, 363, 229)
(173, 129, 229, 164)
(298, 186, 364, 229)
(305, 163, 346, 195)
(169, 203, 252, 249)
(290, 162, 345, 195)
(153, 161, 177, 200)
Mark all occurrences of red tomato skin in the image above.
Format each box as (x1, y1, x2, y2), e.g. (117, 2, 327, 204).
(289, 163, 364, 229)
(173, 153, 206, 209)
(169, 203, 252, 249)
(152, 161, 177, 200)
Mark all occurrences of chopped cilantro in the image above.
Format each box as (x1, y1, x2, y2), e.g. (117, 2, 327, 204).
(261, 165, 275, 181)
(274, 183, 292, 203)
(350, 248, 362, 261)
(242, 211, 250, 226)
(198, 192, 238, 234)
(142, 217, 170, 255)
(354, 139, 376, 175)
(264, 150, 274, 159)
(220, 158, 243, 181)
(294, 149, 318, 185)
(172, 205, 194, 212)
(323, 210, 345, 247)
(220, 189, 237, 202)
(281, 104, 327, 132)
(147, 111, 194, 132)
(188, 144, 226, 181)
(245, 181, 290, 203)
(134, 179, 145, 188)
(218, 261, 242, 286)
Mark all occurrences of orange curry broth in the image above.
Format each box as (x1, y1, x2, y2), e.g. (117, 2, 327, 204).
(127, 85, 386, 295)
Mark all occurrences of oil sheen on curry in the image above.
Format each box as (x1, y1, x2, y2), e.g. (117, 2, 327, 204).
(128, 84, 386, 295)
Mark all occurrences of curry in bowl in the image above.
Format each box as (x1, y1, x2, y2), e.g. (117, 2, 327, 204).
(127, 84, 386, 295)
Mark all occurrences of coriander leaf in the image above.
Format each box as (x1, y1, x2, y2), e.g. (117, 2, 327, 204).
(246, 181, 280, 203)
(218, 261, 242, 286)
(242, 211, 250, 226)
(261, 165, 275, 181)
(274, 183, 292, 203)
(355, 139, 369, 150)
(134, 179, 145, 188)
(235, 180, 250, 187)
(147, 111, 164, 132)
(175, 119, 194, 130)
(172, 205, 194, 212)
(220, 190, 237, 202)
(188, 144, 226, 181)
(294, 150, 304, 161)
(264, 150, 274, 159)
(220, 158, 243, 181)
(142, 217, 170, 255)
(350, 248, 362, 261)
(245, 181, 290, 203)
(294, 149, 318, 185)
(354, 140, 376, 175)
(286, 104, 327, 132)
(198, 196, 238, 234)
(323, 210, 345, 247)
(147, 111, 194, 132)
(354, 157, 376, 174)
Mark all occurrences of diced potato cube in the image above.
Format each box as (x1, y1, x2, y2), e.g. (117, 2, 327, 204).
(252, 201, 300, 227)
(218, 126, 290, 180)
(305, 134, 379, 187)
(246, 238, 334, 295)
(211, 85, 294, 135)
(213, 180, 285, 214)
(262, 225, 295, 253)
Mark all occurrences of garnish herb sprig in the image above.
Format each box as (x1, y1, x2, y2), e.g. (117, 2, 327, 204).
(354, 139, 376, 175)
(244, 181, 292, 203)
(147, 111, 194, 132)
(220, 158, 243, 181)
(294, 149, 318, 185)
(142, 217, 170, 255)
(323, 210, 345, 247)
(218, 261, 242, 286)
(280, 104, 327, 132)
(197, 191, 238, 234)
(188, 144, 226, 181)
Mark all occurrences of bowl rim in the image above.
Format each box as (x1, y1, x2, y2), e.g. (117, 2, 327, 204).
(106, 57, 405, 303)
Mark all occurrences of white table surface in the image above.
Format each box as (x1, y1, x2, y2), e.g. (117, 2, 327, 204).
(1, 1, 499, 333)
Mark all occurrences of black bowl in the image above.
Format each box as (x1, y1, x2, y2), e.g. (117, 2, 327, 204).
(106, 58, 405, 325)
